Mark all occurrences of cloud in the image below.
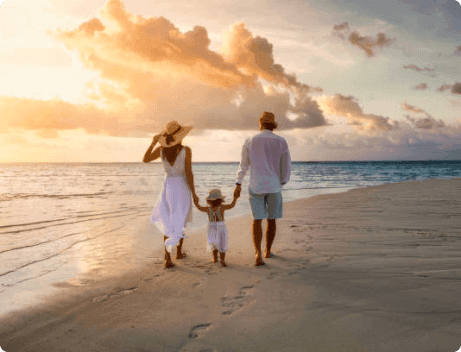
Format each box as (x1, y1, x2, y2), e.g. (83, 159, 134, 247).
(414, 83, 428, 90)
(0, 0, 331, 137)
(317, 94, 398, 132)
(0, 96, 134, 136)
(404, 115, 446, 130)
(286, 122, 461, 161)
(332, 21, 396, 57)
(437, 84, 452, 92)
(221, 22, 322, 93)
(437, 82, 461, 94)
(401, 102, 446, 130)
(403, 64, 435, 72)
(54, 1, 256, 94)
(401, 102, 427, 114)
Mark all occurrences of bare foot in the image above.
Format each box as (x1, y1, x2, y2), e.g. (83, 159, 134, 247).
(255, 257, 265, 267)
(211, 257, 218, 263)
(176, 252, 187, 259)
(220, 261, 227, 267)
(263, 250, 272, 258)
(163, 260, 175, 268)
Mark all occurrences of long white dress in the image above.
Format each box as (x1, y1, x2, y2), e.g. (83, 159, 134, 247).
(151, 147, 192, 253)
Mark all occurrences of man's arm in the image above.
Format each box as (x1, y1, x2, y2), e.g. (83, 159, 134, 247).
(280, 144, 291, 185)
(234, 141, 250, 198)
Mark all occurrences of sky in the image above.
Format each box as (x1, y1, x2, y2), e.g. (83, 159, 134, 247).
(1, 0, 461, 162)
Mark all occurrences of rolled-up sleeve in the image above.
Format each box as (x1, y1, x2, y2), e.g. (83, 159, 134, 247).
(280, 143, 291, 185)
(236, 141, 250, 184)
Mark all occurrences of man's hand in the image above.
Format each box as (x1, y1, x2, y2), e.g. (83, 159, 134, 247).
(234, 184, 242, 198)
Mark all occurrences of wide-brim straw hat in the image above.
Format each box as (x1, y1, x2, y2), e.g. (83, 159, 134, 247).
(206, 189, 226, 201)
(158, 120, 193, 147)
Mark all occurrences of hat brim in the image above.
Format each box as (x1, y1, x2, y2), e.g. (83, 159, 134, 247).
(159, 125, 193, 147)
(206, 196, 226, 201)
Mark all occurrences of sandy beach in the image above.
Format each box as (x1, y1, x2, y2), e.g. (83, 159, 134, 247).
(1, 178, 461, 352)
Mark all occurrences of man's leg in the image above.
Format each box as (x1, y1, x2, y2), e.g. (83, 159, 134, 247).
(263, 192, 282, 258)
(264, 219, 276, 258)
(252, 219, 265, 266)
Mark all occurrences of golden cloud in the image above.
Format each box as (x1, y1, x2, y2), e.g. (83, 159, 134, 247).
(0, 0, 329, 137)
(317, 94, 398, 132)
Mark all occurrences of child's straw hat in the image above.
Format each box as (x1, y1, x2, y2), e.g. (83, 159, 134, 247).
(206, 189, 226, 201)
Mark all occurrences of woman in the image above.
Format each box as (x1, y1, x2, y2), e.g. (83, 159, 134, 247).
(143, 120, 198, 268)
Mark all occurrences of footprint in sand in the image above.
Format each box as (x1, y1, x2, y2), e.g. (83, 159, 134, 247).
(144, 274, 161, 282)
(92, 286, 138, 303)
(189, 323, 212, 338)
(266, 270, 279, 280)
(221, 285, 254, 316)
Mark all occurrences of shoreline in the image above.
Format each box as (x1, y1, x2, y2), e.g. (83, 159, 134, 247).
(2, 178, 461, 351)
(0, 178, 459, 318)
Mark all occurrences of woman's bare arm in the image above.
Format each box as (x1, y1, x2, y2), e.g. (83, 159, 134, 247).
(193, 198, 208, 212)
(184, 147, 198, 203)
(143, 135, 162, 163)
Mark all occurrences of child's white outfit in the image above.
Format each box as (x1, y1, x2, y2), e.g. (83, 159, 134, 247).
(207, 206, 228, 253)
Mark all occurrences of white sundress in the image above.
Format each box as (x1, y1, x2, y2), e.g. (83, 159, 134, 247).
(207, 206, 228, 253)
(151, 147, 192, 253)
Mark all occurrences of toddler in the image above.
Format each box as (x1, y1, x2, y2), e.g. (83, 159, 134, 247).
(194, 189, 238, 267)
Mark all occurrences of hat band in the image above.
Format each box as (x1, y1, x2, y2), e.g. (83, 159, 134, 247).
(164, 126, 182, 145)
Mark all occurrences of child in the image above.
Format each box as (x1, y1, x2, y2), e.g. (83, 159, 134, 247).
(193, 189, 239, 267)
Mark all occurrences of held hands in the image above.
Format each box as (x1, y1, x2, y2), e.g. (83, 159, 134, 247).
(233, 184, 242, 199)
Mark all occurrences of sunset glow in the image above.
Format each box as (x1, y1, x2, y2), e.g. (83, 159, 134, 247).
(1, 0, 461, 162)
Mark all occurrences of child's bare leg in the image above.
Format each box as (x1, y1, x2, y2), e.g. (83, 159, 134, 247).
(163, 236, 175, 268)
(211, 249, 218, 263)
(176, 237, 186, 259)
(220, 252, 227, 267)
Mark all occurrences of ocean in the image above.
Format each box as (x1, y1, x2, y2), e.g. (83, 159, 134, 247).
(1, 160, 460, 316)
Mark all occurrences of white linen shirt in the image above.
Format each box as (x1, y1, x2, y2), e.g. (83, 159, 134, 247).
(236, 130, 291, 193)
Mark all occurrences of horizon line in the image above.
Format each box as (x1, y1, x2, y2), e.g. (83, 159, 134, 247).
(1, 159, 461, 164)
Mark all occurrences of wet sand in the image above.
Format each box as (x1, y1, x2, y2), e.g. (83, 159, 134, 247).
(1, 179, 461, 352)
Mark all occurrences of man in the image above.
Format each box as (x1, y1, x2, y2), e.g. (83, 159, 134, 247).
(234, 111, 291, 266)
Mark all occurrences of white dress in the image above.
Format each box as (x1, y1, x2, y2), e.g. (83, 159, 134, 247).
(207, 206, 228, 253)
(151, 147, 192, 253)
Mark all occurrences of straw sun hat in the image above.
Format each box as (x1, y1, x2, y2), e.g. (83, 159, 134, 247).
(158, 120, 193, 147)
(206, 189, 226, 201)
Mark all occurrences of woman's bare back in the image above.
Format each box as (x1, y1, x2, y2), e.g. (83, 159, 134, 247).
(162, 144, 183, 166)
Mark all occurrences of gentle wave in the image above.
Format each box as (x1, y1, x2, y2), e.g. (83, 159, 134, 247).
(0, 192, 112, 202)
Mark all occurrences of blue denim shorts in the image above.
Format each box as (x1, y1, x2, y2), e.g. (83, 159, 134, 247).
(249, 190, 283, 220)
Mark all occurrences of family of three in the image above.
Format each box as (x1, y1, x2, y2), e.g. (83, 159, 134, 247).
(142, 112, 291, 268)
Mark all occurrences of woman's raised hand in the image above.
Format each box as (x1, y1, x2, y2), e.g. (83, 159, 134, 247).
(152, 134, 161, 145)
